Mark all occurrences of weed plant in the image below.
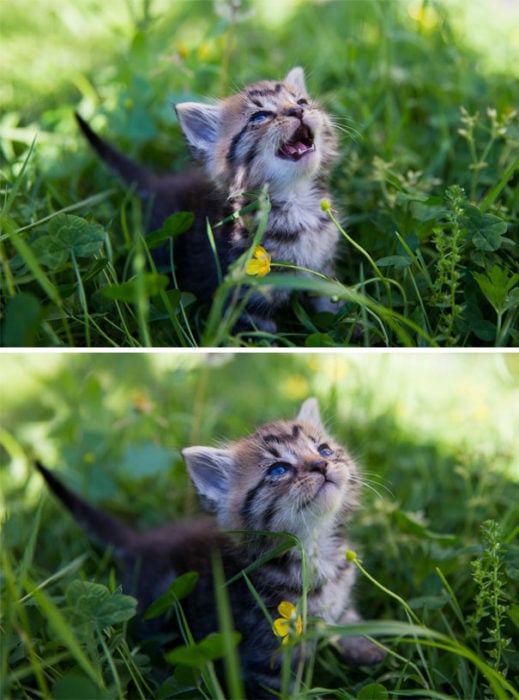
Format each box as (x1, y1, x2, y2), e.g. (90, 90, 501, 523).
(1, 353, 518, 698)
(0, 0, 518, 346)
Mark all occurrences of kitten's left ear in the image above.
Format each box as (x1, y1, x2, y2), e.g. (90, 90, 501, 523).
(175, 102, 222, 160)
(284, 67, 308, 96)
(182, 446, 233, 513)
(297, 397, 323, 426)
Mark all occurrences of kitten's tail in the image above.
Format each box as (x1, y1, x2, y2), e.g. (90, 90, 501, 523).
(75, 113, 152, 192)
(35, 461, 134, 554)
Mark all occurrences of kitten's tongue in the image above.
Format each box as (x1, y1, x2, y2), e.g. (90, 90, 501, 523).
(282, 141, 310, 156)
(278, 124, 315, 160)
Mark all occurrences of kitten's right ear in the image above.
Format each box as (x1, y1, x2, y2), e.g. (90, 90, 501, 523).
(175, 102, 221, 159)
(297, 397, 323, 427)
(284, 67, 308, 96)
(182, 446, 233, 512)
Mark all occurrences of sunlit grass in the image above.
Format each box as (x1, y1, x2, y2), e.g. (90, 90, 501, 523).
(440, 0, 519, 77)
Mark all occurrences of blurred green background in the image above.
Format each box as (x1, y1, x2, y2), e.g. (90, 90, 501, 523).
(1, 0, 518, 116)
(2, 351, 518, 523)
(1, 350, 518, 696)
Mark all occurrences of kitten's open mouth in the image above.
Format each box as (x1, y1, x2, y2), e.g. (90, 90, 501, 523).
(277, 124, 315, 161)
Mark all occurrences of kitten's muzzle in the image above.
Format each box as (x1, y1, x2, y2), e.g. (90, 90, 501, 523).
(307, 458, 328, 475)
(277, 123, 315, 161)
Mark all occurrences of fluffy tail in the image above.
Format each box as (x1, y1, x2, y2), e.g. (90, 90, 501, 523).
(35, 461, 134, 554)
(75, 113, 152, 191)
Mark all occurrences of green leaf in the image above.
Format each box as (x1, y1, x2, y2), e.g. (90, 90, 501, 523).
(408, 594, 449, 611)
(145, 572, 199, 620)
(52, 674, 109, 700)
(22, 574, 100, 684)
(146, 212, 195, 249)
(82, 257, 110, 281)
(464, 206, 507, 251)
(101, 273, 169, 302)
(119, 444, 179, 480)
(65, 580, 137, 630)
(473, 266, 519, 314)
(30, 235, 69, 269)
(393, 510, 456, 542)
(305, 332, 336, 347)
(165, 632, 241, 668)
(1, 293, 42, 346)
(509, 605, 519, 629)
(376, 255, 413, 269)
(49, 213, 106, 257)
(169, 571, 200, 600)
(357, 683, 388, 700)
(165, 645, 209, 667)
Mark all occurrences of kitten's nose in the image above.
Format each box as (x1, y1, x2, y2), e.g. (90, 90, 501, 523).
(306, 459, 327, 475)
(284, 105, 304, 119)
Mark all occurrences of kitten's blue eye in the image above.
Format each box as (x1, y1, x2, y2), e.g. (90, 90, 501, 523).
(268, 463, 289, 477)
(318, 444, 333, 457)
(297, 98, 309, 106)
(250, 111, 272, 124)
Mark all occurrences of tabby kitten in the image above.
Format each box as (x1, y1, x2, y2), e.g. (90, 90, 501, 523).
(36, 398, 384, 697)
(76, 68, 340, 334)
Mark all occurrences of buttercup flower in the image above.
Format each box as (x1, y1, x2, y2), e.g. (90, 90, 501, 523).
(246, 245, 271, 277)
(272, 601, 303, 645)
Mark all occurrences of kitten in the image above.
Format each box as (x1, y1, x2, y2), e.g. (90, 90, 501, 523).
(76, 68, 341, 335)
(36, 398, 385, 697)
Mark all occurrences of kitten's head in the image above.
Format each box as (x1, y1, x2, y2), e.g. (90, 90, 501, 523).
(175, 68, 338, 197)
(182, 398, 360, 539)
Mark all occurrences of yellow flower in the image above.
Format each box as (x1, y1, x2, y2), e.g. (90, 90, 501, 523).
(246, 245, 271, 277)
(272, 601, 303, 645)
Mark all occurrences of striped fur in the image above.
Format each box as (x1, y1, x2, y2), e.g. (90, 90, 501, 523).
(37, 398, 384, 697)
(77, 68, 341, 334)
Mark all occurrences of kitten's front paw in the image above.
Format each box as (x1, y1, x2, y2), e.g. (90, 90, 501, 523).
(310, 294, 344, 315)
(234, 313, 278, 337)
(336, 635, 387, 666)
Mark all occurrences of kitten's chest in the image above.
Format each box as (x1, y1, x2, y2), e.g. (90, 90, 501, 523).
(231, 189, 339, 273)
(264, 195, 338, 272)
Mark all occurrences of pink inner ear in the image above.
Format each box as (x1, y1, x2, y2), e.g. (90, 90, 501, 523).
(284, 67, 307, 96)
(175, 102, 222, 152)
(297, 397, 322, 426)
(182, 446, 232, 503)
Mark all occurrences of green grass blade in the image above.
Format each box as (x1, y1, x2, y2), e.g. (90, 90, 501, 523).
(1, 215, 62, 308)
(21, 574, 103, 687)
(479, 155, 519, 213)
(212, 552, 245, 700)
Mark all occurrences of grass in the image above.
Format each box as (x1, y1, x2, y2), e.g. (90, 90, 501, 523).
(1, 352, 518, 698)
(0, 0, 518, 347)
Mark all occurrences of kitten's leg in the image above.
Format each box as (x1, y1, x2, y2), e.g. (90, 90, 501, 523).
(235, 313, 278, 336)
(335, 608, 387, 666)
(310, 294, 343, 315)
(306, 263, 344, 315)
(231, 292, 279, 337)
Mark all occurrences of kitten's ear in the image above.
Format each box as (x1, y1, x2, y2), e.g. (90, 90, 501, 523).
(284, 67, 308, 96)
(297, 397, 323, 427)
(175, 102, 221, 159)
(182, 446, 233, 512)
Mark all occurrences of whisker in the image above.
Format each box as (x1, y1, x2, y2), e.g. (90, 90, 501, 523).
(352, 474, 394, 499)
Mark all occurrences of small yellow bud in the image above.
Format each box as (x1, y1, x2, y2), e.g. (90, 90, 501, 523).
(320, 199, 331, 212)
(345, 549, 357, 562)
